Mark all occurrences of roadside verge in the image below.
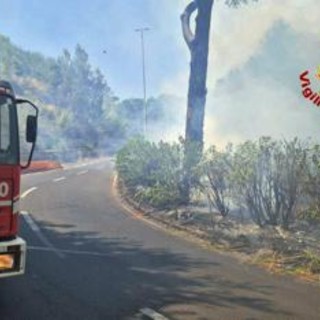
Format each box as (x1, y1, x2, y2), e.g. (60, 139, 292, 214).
(114, 173, 320, 284)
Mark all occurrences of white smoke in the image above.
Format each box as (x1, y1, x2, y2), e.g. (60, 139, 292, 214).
(161, 0, 320, 147)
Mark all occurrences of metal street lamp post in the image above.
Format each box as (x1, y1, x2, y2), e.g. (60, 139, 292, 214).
(135, 27, 150, 136)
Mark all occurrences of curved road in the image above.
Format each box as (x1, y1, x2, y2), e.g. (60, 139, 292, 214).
(0, 159, 319, 319)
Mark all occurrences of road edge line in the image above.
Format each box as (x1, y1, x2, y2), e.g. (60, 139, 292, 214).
(21, 187, 38, 199)
(21, 211, 65, 259)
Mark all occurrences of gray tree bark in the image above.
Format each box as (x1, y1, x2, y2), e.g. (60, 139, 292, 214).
(180, 0, 214, 203)
(181, 0, 214, 147)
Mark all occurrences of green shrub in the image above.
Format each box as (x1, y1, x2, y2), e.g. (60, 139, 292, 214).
(303, 251, 320, 274)
(196, 145, 233, 217)
(116, 137, 187, 209)
(117, 136, 320, 229)
(297, 205, 320, 221)
(301, 144, 320, 220)
(230, 137, 307, 228)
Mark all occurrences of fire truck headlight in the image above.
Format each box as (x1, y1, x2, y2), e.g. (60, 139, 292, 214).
(0, 254, 15, 270)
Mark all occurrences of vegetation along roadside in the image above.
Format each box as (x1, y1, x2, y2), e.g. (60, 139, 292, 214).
(116, 136, 320, 283)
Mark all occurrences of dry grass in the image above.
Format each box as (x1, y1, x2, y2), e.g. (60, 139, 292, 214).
(252, 249, 320, 282)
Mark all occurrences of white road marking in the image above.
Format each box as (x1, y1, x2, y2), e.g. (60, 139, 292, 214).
(140, 308, 169, 320)
(64, 163, 88, 170)
(21, 187, 38, 199)
(21, 211, 65, 259)
(53, 176, 66, 183)
(62, 158, 109, 170)
(22, 212, 40, 232)
(77, 170, 88, 176)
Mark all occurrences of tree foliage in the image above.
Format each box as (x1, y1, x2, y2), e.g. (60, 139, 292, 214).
(117, 137, 320, 229)
(116, 137, 186, 208)
(0, 35, 116, 158)
(197, 145, 233, 217)
(0, 34, 175, 160)
(300, 144, 320, 220)
(230, 138, 307, 228)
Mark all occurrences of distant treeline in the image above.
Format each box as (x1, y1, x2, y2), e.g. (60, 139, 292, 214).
(0, 34, 180, 161)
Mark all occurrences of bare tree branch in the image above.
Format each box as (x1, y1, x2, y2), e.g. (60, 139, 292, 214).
(181, 1, 198, 50)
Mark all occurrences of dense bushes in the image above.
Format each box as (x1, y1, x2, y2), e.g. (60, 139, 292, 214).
(116, 137, 186, 208)
(196, 145, 233, 217)
(298, 144, 320, 221)
(230, 138, 306, 228)
(117, 137, 320, 228)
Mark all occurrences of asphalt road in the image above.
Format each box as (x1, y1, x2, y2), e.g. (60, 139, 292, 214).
(0, 159, 319, 320)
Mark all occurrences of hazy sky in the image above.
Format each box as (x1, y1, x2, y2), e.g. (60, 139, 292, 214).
(0, 0, 186, 98)
(1, 0, 320, 145)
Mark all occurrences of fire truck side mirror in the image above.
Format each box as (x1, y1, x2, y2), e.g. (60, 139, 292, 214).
(26, 115, 37, 143)
(16, 99, 39, 169)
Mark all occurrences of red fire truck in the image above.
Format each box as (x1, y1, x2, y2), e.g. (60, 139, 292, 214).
(0, 80, 38, 278)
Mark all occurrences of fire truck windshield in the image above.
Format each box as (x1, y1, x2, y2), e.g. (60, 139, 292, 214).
(0, 95, 18, 165)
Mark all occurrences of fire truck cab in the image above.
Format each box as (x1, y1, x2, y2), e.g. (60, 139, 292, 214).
(0, 80, 38, 278)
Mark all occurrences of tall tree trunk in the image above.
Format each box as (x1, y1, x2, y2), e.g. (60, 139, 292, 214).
(181, 0, 214, 202)
(182, 0, 214, 147)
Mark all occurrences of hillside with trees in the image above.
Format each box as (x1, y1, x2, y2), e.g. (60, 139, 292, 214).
(0, 34, 177, 161)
